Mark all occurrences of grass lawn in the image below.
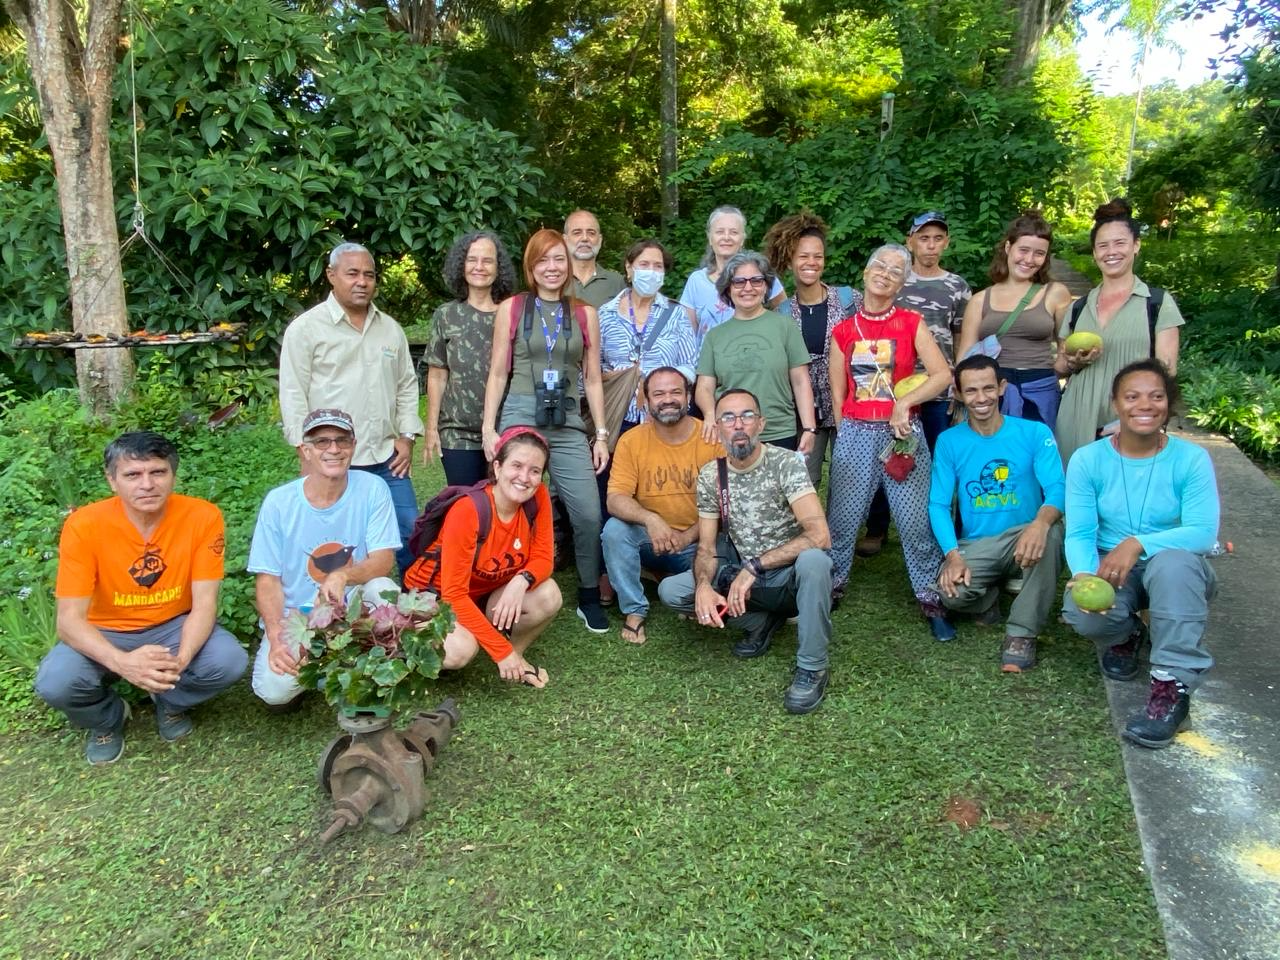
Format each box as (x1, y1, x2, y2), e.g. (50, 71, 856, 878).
(0, 461, 1164, 959)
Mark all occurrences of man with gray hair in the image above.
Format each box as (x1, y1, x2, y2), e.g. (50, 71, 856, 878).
(565, 209, 625, 308)
(279, 242, 423, 574)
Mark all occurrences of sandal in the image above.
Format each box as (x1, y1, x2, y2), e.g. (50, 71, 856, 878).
(620, 616, 647, 645)
(522, 664, 547, 686)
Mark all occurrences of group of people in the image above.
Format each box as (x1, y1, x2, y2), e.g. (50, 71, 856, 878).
(33, 197, 1220, 765)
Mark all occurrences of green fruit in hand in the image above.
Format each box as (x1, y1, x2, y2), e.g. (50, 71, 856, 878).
(1064, 330, 1103, 354)
(1071, 574, 1116, 612)
(893, 372, 929, 400)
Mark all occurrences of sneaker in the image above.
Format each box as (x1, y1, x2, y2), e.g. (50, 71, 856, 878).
(576, 586, 610, 634)
(732, 613, 786, 659)
(921, 603, 957, 642)
(855, 534, 886, 558)
(1000, 635, 1037, 673)
(85, 702, 131, 765)
(784, 667, 829, 714)
(1101, 624, 1145, 682)
(264, 692, 307, 715)
(1123, 677, 1190, 749)
(155, 705, 194, 742)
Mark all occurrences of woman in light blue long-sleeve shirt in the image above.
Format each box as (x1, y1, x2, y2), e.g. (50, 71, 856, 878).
(1062, 358, 1220, 750)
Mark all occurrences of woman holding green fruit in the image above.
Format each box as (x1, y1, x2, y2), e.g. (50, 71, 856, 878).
(1062, 359, 1219, 750)
(1054, 198, 1185, 466)
(825, 244, 954, 639)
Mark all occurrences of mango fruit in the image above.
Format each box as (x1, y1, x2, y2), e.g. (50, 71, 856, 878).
(1064, 330, 1103, 354)
(1071, 574, 1116, 612)
(893, 372, 929, 400)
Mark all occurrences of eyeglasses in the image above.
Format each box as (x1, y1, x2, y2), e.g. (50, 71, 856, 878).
(868, 259, 907, 281)
(717, 411, 760, 426)
(730, 275, 768, 289)
(306, 435, 355, 450)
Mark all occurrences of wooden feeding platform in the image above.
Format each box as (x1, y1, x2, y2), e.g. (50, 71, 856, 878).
(13, 322, 246, 350)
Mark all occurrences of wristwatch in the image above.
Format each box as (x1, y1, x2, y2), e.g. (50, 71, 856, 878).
(801, 427, 817, 434)
(519, 571, 536, 587)
(747, 557, 765, 578)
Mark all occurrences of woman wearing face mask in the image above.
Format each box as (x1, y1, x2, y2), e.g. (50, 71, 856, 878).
(680, 205, 787, 348)
(955, 210, 1073, 430)
(597, 238, 698, 435)
(763, 211, 862, 487)
(1054, 198, 1183, 467)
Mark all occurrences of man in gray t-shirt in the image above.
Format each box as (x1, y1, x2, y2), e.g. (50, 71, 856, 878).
(657, 388, 834, 714)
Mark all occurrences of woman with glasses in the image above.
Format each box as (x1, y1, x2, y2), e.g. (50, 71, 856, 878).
(694, 251, 816, 453)
(421, 230, 518, 486)
(827, 245, 956, 639)
(679, 206, 786, 348)
(763, 211, 862, 486)
(955, 210, 1072, 430)
(1054, 198, 1184, 467)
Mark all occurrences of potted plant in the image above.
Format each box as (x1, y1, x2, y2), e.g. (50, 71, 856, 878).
(288, 587, 453, 718)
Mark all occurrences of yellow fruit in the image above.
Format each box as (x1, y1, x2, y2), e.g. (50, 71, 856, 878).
(893, 372, 929, 400)
(1071, 575, 1116, 612)
(1064, 330, 1103, 354)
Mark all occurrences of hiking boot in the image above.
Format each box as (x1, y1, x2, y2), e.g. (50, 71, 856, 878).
(784, 667, 829, 714)
(1000, 635, 1037, 673)
(855, 534, 886, 558)
(575, 586, 609, 634)
(1101, 624, 1145, 682)
(732, 613, 786, 659)
(85, 702, 131, 766)
(155, 706, 194, 743)
(1123, 677, 1190, 749)
(264, 692, 307, 715)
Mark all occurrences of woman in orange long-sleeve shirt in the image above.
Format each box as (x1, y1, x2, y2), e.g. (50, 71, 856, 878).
(405, 427, 560, 686)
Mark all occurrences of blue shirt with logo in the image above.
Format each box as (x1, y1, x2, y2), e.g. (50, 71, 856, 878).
(928, 415, 1066, 554)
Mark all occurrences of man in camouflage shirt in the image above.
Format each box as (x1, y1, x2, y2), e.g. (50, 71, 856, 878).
(658, 389, 834, 714)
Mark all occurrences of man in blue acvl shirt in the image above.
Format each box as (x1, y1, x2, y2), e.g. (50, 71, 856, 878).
(928, 355, 1065, 673)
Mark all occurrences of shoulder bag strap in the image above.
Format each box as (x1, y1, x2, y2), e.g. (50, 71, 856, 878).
(640, 300, 678, 357)
(716, 457, 730, 527)
(1068, 294, 1088, 333)
(1146, 287, 1164, 357)
(995, 283, 1041, 339)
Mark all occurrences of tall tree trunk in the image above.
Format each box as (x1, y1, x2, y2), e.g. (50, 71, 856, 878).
(659, 0, 678, 233)
(5, 0, 133, 414)
(1005, 0, 1074, 79)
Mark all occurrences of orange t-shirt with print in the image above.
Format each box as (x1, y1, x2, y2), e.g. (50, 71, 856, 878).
(55, 493, 226, 632)
(607, 420, 724, 529)
(404, 484, 553, 662)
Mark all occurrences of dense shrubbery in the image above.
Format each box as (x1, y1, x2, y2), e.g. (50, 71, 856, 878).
(0, 359, 297, 724)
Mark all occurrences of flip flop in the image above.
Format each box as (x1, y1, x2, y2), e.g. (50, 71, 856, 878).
(522, 665, 547, 686)
(620, 617, 647, 645)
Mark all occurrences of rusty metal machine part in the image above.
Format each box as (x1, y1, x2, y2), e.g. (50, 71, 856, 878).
(318, 697, 460, 843)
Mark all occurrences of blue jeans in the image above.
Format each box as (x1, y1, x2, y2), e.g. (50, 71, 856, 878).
(601, 517, 696, 617)
(353, 456, 418, 575)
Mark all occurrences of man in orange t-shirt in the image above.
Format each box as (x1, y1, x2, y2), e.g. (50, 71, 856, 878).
(34, 432, 247, 765)
(602, 367, 724, 645)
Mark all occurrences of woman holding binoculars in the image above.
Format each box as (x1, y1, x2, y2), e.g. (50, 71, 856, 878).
(481, 228, 612, 633)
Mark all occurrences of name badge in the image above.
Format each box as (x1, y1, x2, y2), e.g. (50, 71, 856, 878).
(542, 369, 560, 390)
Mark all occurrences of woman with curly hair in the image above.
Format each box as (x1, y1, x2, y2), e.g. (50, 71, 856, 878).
(1054, 198, 1184, 467)
(763, 211, 861, 486)
(955, 210, 1072, 431)
(421, 230, 518, 486)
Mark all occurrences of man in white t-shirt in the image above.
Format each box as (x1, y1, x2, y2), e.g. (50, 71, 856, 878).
(247, 408, 401, 710)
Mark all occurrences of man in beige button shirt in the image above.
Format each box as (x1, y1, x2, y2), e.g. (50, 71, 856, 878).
(279, 242, 423, 574)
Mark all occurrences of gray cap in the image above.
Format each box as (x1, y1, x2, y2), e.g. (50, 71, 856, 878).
(301, 408, 355, 436)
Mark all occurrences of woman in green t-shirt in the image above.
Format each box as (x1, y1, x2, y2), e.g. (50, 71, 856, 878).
(693, 250, 817, 454)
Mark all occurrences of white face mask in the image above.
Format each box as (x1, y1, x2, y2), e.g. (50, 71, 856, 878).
(631, 268, 664, 297)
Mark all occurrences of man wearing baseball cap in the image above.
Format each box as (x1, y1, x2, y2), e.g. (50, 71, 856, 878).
(859, 211, 973, 558)
(247, 408, 402, 710)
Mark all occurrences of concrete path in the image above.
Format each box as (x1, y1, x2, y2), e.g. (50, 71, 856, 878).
(1050, 255, 1094, 298)
(1110, 422, 1280, 960)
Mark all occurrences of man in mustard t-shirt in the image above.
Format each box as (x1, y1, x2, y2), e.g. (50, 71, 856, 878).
(34, 432, 247, 765)
(602, 367, 724, 645)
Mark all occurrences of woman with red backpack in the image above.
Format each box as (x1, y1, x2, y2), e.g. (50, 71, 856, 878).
(403, 427, 559, 687)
